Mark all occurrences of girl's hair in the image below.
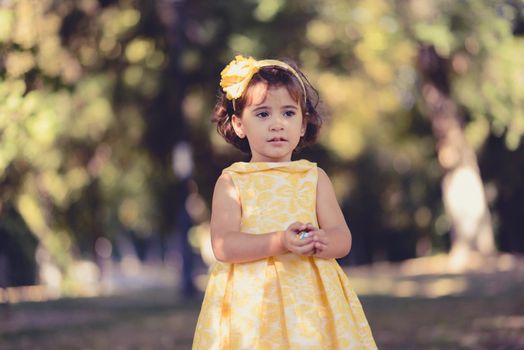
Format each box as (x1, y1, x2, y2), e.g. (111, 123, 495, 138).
(212, 60, 324, 153)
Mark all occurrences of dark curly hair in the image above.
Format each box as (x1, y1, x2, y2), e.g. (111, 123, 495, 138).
(212, 59, 324, 153)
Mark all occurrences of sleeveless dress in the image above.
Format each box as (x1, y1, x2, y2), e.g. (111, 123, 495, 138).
(193, 160, 377, 350)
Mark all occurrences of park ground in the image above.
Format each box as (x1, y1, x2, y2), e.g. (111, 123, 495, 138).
(1, 253, 524, 350)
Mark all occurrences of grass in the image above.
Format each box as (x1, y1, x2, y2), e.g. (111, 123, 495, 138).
(1, 289, 201, 349)
(1, 254, 524, 349)
(364, 293, 524, 349)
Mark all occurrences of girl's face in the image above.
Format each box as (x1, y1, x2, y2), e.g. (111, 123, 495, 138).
(232, 82, 306, 162)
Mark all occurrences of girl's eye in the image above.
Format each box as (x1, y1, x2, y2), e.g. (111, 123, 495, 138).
(284, 110, 296, 117)
(256, 111, 269, 118)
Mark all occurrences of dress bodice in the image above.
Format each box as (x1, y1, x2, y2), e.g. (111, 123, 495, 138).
(223, 160, 318, 234)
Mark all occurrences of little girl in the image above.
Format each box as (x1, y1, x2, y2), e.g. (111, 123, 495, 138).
(193, 55, 377, 349)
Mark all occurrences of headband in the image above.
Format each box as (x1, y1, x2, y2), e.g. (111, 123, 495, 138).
(220, 55, 307, 111)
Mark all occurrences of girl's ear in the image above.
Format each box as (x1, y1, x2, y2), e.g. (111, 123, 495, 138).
(300, 116, 307, 137)
(231, 114, 246, 139)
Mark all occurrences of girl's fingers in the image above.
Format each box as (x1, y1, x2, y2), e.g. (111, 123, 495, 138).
(283, 229, 311, 252)
(309, 231, 326, 241)
(296, 242, 315, 255)
(293, 234, 314, 246)
(310, 230, 327, 242)
(303, 248, 316, 256)
(305, 223, 317, 231)
(288, 222, 308, 233)
(314, 241, 327, 251)
(285, 223, 319, 254)
(287, 224, 299, 233)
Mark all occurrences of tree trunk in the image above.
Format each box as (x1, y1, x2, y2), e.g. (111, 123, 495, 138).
(417, 45, 496, 268)
(0, 252, 11, 318)
(155, 0, 197, 296)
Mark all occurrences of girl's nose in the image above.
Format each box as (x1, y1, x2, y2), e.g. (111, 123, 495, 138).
(270, 118, 285, 131)
(270, 123, 284, 131)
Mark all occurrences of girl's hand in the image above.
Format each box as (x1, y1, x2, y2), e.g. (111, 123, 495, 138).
(308, 226, 330, 258)
(281, 222, 315, 256)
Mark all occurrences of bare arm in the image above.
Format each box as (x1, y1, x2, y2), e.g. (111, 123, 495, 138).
(210, 173, 315, 263)
(310, 167, 352, 259)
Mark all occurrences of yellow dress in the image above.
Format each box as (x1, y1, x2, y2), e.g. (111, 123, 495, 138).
(193, 160, 377, 350)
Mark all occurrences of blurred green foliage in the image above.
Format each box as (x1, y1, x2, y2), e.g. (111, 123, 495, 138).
(0, 0, 168, 282)
(1, 0, 523, 287)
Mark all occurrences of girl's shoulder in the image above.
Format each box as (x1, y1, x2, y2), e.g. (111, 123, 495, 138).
(316, 166, 330, 180)
(213, 171, 239, 201)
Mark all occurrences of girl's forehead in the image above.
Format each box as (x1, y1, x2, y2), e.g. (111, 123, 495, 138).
(245, 82, 298, 107)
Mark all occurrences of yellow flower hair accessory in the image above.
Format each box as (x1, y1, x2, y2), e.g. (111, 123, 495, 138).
(220, 55, 307, 110)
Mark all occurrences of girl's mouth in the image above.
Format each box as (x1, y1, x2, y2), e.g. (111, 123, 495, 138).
(268, 137, 288, 147)
(268, 137, 287, 142)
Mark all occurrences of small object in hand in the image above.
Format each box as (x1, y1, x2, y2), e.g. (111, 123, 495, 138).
(298, 231, 310, 240)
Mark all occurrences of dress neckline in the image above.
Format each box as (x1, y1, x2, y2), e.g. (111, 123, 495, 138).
(223, 159, 316, 174)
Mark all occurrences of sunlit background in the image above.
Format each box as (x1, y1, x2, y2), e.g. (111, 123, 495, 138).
(1, 0, 524, 348)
